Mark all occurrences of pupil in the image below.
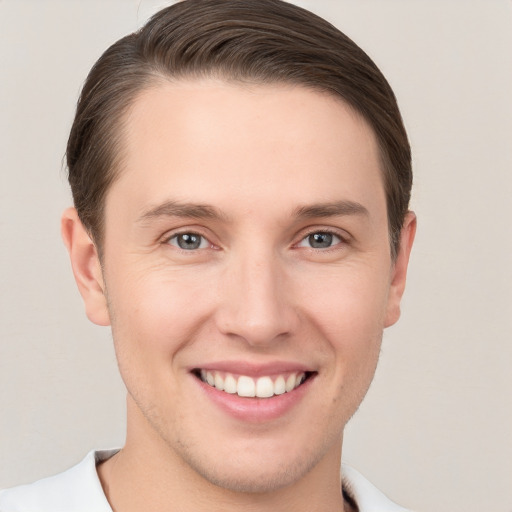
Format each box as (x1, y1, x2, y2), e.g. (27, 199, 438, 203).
(178, 233, 201, 250)
(309, 232, 332, 248)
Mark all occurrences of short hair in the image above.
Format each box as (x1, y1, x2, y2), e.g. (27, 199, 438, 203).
(67, 0, 412, 259)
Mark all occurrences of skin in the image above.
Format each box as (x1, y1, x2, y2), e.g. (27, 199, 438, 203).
(62, 80, 416, 512)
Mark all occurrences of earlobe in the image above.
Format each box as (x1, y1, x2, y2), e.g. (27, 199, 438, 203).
(384, 211, 417, 328)
(61, 207, 111, 326)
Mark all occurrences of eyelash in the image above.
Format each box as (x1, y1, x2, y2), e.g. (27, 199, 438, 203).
(163, 228, 348, 252)
(295, 228, 347, 251)
(165, 231, 215, 251)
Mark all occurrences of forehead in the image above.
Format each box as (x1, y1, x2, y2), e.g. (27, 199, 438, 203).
(109, 79, 385, 221)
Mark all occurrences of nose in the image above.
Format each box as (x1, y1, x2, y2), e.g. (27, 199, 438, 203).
(215, 248, 298, 347)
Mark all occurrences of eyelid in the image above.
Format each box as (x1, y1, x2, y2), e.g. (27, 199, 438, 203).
(294, 226, 351, 249)
(158, 224, 350, 251)
(168, 233, 210, 250)
(160, 226, 218, 249)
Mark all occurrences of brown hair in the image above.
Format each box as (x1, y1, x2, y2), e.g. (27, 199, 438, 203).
(67, 0, 412, 258)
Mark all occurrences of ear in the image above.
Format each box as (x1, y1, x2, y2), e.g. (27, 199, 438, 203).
(384, 211, 417, 328)
(61, 207, 111, 326)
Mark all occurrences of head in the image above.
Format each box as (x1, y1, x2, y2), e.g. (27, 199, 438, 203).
(62, 0, 416, 499)
(67, 0, 411, 261)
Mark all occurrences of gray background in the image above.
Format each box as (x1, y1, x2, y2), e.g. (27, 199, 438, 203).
(1, 1, 511, 511)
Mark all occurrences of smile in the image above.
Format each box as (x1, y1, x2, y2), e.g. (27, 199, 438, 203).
(196, 370, 310, 398)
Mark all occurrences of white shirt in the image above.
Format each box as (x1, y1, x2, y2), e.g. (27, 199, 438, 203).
(0, 450, 412, 512)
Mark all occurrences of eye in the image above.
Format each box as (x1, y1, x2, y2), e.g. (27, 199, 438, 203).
(167, 232, 210, 250)
(297, 231, 343, 249)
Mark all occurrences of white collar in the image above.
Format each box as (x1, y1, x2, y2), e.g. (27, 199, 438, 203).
(1, 450, 413, 512)
(341, 464, 413, 511)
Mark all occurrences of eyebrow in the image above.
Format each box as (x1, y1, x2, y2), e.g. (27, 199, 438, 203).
(293, 200, 369, 219)
(137, 199, 369, 224)
(137, 200, 229, 223)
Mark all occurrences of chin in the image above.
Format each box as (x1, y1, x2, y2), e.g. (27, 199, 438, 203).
(171, 431, 335, 495)
(188, 454, 320, 494)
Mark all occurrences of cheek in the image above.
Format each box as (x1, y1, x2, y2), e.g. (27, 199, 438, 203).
(295, 263, 389, 392)
(107, 266, 216, 362)
(297, 263, 391, 340)
(106, 268, 216, 415)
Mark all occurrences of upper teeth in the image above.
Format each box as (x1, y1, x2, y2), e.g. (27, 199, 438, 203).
(200, 370, 306, 398)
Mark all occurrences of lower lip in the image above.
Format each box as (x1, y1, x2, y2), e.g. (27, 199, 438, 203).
(195, 375, 314, 423)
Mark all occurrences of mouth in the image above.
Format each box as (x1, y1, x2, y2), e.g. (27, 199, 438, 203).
(192, 369, 315, 399)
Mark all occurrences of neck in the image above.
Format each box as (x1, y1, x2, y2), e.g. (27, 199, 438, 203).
(98, 399, 349, 512)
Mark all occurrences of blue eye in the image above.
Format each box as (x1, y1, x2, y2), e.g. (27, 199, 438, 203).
(168, 233, 209, 250)
(298, 231, 342, 249)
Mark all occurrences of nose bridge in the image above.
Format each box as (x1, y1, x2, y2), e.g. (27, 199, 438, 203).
(216, 242, 296, 345)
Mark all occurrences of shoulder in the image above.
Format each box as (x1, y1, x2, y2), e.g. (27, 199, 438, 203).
(0, 450, 116, 512)
(341, 464, 414, 512)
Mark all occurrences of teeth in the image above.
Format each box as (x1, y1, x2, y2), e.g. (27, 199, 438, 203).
(199, 370, 307, 398)
(214, 373, 224, 391)
(274, 375, 286, 395)
(224, 374, 237, 394)
(285, 374, 296, 392)
(256, 376, 274, 398)
(237, 376, 256, 397)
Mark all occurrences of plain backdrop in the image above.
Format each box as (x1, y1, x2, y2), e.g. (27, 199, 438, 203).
(1, 1, 511, 511)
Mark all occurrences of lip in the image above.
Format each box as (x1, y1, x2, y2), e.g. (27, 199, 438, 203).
(190, 360, 314, 377)
(191, 361, 316, 423)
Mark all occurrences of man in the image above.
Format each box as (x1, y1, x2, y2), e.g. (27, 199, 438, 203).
(0, 1, 416, 510)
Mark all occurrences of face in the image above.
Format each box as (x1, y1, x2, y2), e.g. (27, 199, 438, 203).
(65, 80, 415, 493)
